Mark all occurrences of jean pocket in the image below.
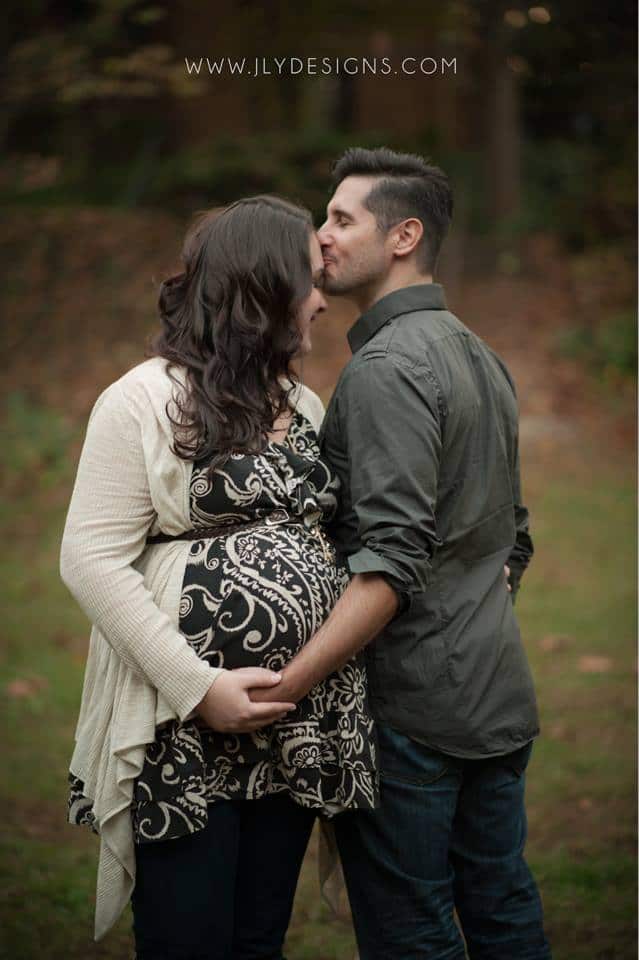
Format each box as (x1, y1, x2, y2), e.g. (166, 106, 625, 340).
(504, 740, 533, 778)
(377, 723, 450, 786)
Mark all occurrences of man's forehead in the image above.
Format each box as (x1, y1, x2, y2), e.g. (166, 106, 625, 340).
(328, 175, 379, 214)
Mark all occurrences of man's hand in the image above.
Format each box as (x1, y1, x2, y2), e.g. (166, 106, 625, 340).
(195, 668, 295, 732)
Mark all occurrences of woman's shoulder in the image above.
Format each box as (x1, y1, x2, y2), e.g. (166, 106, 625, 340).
(117, 356, 182, 395)
(96, 357, 180, 408)
(94, 364, 325, 432)
(85, 358, 184, 436)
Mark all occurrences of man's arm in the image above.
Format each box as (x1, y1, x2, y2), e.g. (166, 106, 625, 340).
(253, 573, 398, 703)
(506, 443, 534, 601)
(253, 354, 442, 702)
(491, 352, 534, 602)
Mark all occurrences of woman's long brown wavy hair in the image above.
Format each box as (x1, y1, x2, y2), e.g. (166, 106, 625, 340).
(152, 195, 314, 472)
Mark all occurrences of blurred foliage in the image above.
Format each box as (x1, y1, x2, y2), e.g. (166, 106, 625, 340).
(0, 133, 632, 257)
(0, 128, 446, 218)
(0, 1, 636, 249)
(557, 311, 637, 382)
(3, 1, 189, 105)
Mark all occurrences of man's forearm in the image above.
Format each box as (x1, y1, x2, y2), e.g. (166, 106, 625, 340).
(251, 573, 399, 703)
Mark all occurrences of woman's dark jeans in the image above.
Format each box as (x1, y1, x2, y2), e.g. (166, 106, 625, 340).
(334, 723, 552, 960)
(132, 795, 315, 960)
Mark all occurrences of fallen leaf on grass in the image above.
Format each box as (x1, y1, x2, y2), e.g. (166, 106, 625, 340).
(578, 797, 594, 811)
(52, 631, 85, 653)
(548, 722, 568, 740)
(5, 675, 49, 698)
(578, 655, 613, 674)
(539, 634, 573, 652)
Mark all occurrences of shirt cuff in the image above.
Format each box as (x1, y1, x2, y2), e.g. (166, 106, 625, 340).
(347, 546, 412, 615)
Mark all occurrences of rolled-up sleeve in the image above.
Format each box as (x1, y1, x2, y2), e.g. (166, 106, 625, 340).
(341, 355, 443, 601)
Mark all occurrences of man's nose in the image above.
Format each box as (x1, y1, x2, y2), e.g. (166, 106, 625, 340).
(317, 222, 331, 246)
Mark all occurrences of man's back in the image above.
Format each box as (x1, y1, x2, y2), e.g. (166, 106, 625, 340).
(321, 283, 538, 756)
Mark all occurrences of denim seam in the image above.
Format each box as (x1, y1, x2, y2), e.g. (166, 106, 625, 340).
(380, 767, 450, 787)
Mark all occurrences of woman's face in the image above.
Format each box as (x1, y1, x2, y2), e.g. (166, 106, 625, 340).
(296, 233, 328, 355)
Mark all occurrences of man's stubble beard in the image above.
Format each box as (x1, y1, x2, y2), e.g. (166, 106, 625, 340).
(324, 250, 387, 298)
(324, 275, 358, 296)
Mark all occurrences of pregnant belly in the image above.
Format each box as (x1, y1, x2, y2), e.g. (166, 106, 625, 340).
(179, 522, 348, 670)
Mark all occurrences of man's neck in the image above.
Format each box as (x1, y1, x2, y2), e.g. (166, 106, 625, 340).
(351, 270, 434, 314)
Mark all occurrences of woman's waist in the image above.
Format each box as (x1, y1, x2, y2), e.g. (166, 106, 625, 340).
(152, 511, 339, 565)
(148, 510, 325, 543)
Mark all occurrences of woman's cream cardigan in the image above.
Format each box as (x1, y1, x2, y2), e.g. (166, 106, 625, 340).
(60, 357, 327, 940)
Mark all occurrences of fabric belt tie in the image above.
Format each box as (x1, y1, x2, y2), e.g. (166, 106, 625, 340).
(146, 514, 334, 563)
(146, 517, 280, 545)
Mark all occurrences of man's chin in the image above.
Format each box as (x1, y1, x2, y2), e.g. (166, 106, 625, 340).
(324, 277, 353, 297)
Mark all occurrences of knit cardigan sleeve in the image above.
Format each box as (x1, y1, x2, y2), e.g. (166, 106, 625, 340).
(60, 380, 220, 721)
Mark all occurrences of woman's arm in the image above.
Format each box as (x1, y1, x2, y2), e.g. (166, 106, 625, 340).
(60, 380, 293, 727)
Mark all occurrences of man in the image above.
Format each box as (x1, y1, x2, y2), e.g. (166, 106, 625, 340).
(253, 146, 551, 959)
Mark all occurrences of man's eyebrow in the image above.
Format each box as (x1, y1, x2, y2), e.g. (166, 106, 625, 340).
(327, 205, 354, 220)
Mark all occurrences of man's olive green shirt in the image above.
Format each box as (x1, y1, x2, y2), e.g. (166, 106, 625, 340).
(320, 283, 539, 758)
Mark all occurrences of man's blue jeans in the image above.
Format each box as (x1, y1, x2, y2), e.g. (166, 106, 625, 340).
(334, 724, 552, 960)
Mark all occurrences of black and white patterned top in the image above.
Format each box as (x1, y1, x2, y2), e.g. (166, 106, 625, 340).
(68, 410, 378, 842)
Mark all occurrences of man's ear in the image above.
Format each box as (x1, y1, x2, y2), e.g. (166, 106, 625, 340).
(390, 218, 424, 259)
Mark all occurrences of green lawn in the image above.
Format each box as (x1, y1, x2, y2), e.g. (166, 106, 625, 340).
(0, 416, 636, 960)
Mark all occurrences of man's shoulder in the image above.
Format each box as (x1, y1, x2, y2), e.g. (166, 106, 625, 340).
(370, 308, 465, 357)
(334, 335, 444, 416)
(341, 311, 518, 413)
(346, 309, 466, 382)
(482, 343, 517, 396)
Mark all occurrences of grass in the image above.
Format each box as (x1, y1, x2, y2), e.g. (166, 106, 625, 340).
(0, 408, 636, 959)
(514, 449, 637, 960)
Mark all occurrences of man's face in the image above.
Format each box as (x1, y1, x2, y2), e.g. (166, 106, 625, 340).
(317, 176, 391, 296)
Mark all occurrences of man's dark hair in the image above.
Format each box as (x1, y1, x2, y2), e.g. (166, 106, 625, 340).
(331, 147, 453, 273)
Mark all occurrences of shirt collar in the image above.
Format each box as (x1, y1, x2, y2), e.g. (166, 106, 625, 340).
(347, 283, 447, 355)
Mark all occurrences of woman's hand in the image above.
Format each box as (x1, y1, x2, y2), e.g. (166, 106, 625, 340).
(249, 671, 302, 705)
(195, 668, 296, 732)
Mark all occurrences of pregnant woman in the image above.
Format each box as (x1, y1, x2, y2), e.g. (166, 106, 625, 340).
(61, 196, 378, 959)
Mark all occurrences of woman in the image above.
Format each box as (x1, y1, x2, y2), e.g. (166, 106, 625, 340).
(61, 196, 378, 959)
